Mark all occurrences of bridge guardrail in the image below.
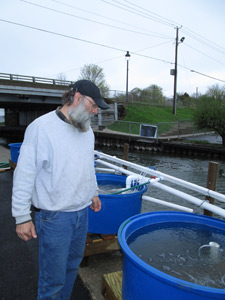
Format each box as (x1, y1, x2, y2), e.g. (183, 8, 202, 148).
(0, 72, 74, 86)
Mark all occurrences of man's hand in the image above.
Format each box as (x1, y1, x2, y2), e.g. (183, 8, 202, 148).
(16, 221, 37, 241)
(90, 196, 101, 212)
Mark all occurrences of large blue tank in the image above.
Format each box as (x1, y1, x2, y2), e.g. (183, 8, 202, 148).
(118, 211, 225, 300)
(88, 173, 147, 234)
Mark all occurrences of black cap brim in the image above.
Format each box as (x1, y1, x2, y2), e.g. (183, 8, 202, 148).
(94, 97, 109, 110)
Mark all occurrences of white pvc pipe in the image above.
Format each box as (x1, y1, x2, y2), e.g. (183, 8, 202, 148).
(97, 159, 162, 185)
(96, 159, 193, 213)
(142, 195, 193, 213)
(95, 151, 225, 203)
(95, 167, 116, 173)
(96, 159, 134, 176)
(96, 158, 225, 219)
(153, 182, 225, 218)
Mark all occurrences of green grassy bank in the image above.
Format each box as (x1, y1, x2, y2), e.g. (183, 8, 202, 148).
(124, 105, 193, 123)
(108, 105, 194, 134)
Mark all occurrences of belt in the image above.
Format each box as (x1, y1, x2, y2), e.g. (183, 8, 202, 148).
(32, 206, 41, 212)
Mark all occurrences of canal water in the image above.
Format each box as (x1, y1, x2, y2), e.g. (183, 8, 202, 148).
(99, 147, 225, 216)
(1, 136, 225, 216)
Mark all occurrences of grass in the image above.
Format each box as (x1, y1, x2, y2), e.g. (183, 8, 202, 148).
(107, 105, 194, 134)
(124, 105, 194, 123)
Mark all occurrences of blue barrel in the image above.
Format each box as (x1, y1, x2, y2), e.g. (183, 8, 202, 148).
(88, 173, 147, 234)
(8, 143, 22, 163)
(118, 211, 225, 300)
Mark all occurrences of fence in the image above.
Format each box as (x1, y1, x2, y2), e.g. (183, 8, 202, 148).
(106, 119, 211, 139)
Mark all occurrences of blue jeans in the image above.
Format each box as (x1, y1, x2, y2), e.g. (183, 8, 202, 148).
(35, 207, 88, 300)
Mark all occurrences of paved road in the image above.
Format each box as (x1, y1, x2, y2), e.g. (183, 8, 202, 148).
(0, 170, 91, 300)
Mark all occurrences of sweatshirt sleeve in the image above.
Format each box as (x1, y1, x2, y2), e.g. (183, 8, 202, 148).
(94, 177, 99, 197)
(11, 124, 38, 224)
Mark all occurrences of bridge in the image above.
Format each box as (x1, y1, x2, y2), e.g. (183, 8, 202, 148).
(0, 73, 73, 133)
(0, 72, 74, 106)
(0, 72, 114, 138)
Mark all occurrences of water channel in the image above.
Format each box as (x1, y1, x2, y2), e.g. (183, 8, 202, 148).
(1, 136, 225, 216)
(99, 147, 225, 216)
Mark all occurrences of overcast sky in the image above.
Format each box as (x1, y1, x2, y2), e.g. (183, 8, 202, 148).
(1, 0, 225, 98)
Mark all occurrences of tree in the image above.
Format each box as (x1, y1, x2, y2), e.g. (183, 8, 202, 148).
(130, 87, 142, 96)
(57, 73, 67, 85)
(140, 84, 165, 105)
(78, 64, 110, 97)
(177, 92, 195, 107)
(206, 84, 225, 100)
(193, 90, 225, 146)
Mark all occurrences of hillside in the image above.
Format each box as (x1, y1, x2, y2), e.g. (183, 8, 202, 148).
(123, 105, 194, 123)
(107, 105, 194, 135)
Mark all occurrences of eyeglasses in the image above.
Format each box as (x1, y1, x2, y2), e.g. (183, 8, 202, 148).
(83, 95, 98, 109)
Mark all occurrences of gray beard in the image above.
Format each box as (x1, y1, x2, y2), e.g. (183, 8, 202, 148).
(68, 101, 92, 132)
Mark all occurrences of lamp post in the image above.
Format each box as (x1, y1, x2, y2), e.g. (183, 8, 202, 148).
(125, 51, 131, 102)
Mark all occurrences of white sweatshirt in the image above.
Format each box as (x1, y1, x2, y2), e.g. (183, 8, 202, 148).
(12, 111, 97, 224)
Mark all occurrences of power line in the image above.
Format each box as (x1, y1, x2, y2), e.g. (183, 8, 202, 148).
(184, 43, 225, 67)
(132, 52, 172, 65)
(102, 0, 177, 27)
(103, 0, 225, 58)
(135, 40, 174, 54)
(50, 55, 123, 77)
(1, 18, 225, 85)
(51, 41, 173, 77)
(48, 0, 172, 39)
(49, 0, 225, 59)
(0, 18, 173, 65)
(181, 27, 225, 56)
(0, 18, 125, 52)
(120, 0, 179, 27)
(190, 70, 225, 83)
(121, 0, 225, 57)
(19, 0, 171, 40)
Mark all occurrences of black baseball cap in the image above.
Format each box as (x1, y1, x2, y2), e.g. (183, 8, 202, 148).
(72, 80, 109, 110)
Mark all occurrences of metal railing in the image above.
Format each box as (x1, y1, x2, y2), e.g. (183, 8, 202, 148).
(157, 120, 210, 138)
(106, 120, 211, 139)
(0, 72, 74, 86)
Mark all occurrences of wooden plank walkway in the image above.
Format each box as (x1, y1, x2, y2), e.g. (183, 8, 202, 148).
(103, 271, 122, 300)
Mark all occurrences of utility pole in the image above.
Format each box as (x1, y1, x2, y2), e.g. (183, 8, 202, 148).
(172, 27, 185, 115)
(173, 27, 179, 115)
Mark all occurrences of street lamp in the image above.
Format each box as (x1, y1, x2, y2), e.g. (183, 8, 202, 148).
(125, 51, 131, 102)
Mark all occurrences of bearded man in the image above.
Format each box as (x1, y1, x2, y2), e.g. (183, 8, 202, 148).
(12, 80, 109, 299)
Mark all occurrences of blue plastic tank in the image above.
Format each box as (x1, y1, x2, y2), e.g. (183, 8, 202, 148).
(118, 211, 225, 300)
(88, 173, 147, 234)
(8, 143, 22, 163)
